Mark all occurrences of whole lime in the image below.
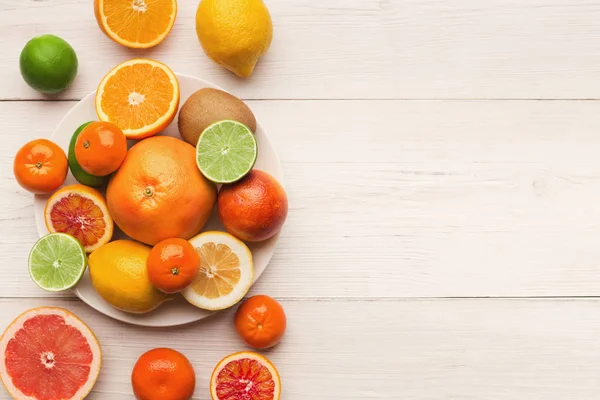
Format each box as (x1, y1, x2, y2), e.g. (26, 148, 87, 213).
(19, 35, 78, 94)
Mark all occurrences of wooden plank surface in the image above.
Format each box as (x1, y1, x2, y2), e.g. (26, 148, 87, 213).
(3, 0, 600, 100)
(3, 100, 600, 298)
(2, 298, 600, 399)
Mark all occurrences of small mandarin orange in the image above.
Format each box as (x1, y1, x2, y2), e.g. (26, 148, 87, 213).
(13, 139, 68, 194)
(235, 295, 287, 349)
(147, 238, 201, 294)
(75, 121, 127, 176)
(132, 348, 196, 400)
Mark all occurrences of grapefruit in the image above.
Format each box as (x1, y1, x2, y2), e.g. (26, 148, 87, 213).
(106, 136, 217, 246)
(0, 307, 101, 400)
(44, 184, 113, 253)
(210, 351, 280, 400)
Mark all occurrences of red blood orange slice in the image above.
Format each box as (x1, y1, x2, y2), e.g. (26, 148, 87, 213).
(0, 307, 102, 400)
(44, 184, 113, 253)
(210, 351, 281, 400)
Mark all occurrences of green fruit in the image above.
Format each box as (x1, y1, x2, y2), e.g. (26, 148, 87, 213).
(178, 88, 257, 147)
(69, 122, 110, 187)
(29, 233, 87, 292)
(196, 120, 258, 184)
(20, 35, 78, 94)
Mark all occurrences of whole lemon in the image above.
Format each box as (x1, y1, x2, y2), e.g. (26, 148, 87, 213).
(89, 240, 171, 314)
(196, 0, 273, 78)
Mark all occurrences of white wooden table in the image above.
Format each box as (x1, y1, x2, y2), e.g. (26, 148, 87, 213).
(3, 0, 600, 398)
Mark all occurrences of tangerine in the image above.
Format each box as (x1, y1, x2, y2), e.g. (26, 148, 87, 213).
(132, 348, 196, 400)
(147, 238, 201, 294)
(13, 139, 68, 194)
(75, 121, 127, 176)
(235, 295, 287, 349)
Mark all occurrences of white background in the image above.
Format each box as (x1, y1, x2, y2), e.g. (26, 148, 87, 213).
(3, 0, 600, 398)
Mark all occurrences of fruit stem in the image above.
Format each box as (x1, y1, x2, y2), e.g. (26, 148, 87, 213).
(83, 140, 90, 149)
(35, 161, 42, 169)
(144, 186, 154, 197)
(171, 267, 179, 276)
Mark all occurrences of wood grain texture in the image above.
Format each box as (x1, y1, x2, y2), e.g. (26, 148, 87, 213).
(3, 100, 600, 298)
(2, 298, 600, 399)
(3, 0, 600, 100)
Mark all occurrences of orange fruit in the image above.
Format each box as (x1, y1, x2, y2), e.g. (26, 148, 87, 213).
(0, 307, 101, 400)
(132, 348, 196, 400)
(235, 295, 287, 349)
(94, 0, 178, 49)
(106, 136, 217, 246)
(210, 351, 281, 400)
(44, 184, 113, 253)
(13, 139, 68, 194)
(218, 170, 288, 242)
(75, 121, 127, 176)
(96, 59, 180, 139)
(147, 238, 201, 294)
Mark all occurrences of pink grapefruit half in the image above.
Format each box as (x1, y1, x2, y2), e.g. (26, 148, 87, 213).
(0, 307, 102, 400)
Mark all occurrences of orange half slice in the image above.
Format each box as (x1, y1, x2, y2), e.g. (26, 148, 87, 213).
(96, 59, 180, 139)
(94, 0, 178, 49)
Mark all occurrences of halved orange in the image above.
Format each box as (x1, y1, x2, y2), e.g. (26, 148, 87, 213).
(96, 59, 180, 139)
(210, 351, 281, 400)
(94, 0, 177, 49)
(44, 184, 113, 253)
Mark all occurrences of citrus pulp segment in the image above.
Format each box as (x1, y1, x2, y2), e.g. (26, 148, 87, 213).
(29, 233, 87, 292)
(182, 231, 254, 311)
(94, 0, 178, 49)
(0, 307, 101, 400)
(196, 120, 258, 184)
(210, 351, 281, 400)
(44, 184, 113, 253)
(95, 59, 180, 139)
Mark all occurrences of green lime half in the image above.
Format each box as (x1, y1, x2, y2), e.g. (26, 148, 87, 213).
(196, 120, 258, 184)
(29, 233, 87, 292)
(68, 122, 110, 187)
(19, 35, 78, 94)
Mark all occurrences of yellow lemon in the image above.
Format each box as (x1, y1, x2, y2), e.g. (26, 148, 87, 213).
(195, 0, 273, 78)
(89, 240, 171, 314)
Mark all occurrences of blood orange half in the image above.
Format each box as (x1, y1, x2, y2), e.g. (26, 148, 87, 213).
(44, 184, 113, 253)
(210, 351, 281, 400)
(0, 307, 102, 400)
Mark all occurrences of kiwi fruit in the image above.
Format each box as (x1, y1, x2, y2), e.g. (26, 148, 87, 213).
(178, 88, 257, 146)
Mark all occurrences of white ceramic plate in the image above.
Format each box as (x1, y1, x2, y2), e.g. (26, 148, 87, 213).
(33, 74, 283, 327)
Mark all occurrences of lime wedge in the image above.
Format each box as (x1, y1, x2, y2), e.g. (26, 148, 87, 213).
(196, 120, 258, 184)
(29, 233, 87, 292)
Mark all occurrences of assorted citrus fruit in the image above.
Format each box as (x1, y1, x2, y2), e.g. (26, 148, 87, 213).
(44, 184, 114, 253)
(94, 0, 178, 49)
(8, 4, 288, 398)
(14, 138, 68, 194)
(0, 307, 102, 399)
(235, 295, 287, 349)
(211, 351, 281, 400)
(132, 348, 196, 400)
(96, 59, 180, 139)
